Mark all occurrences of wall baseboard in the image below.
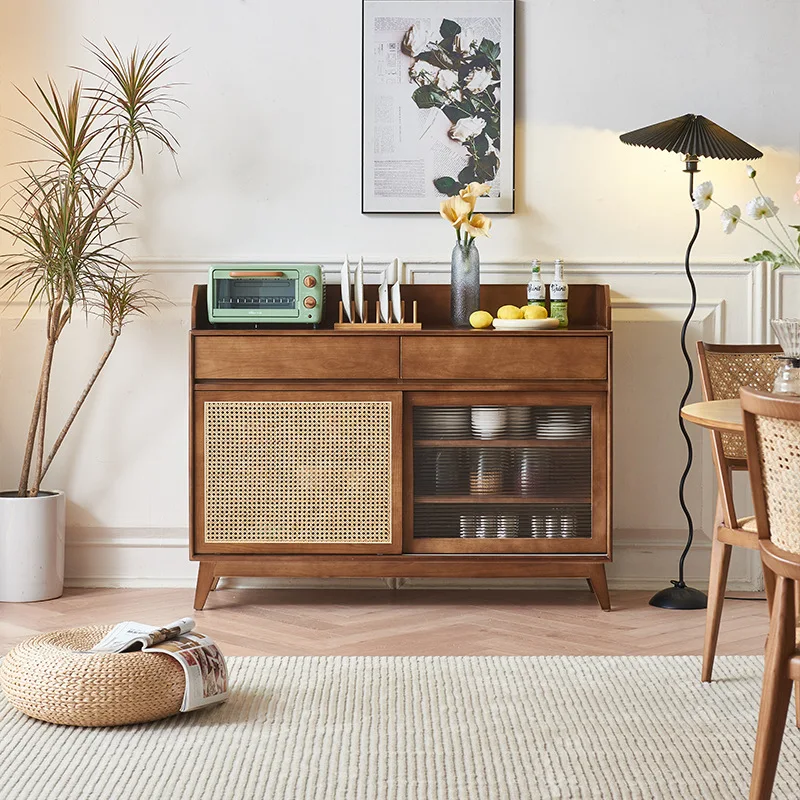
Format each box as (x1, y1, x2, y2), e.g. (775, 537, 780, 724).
(64, 526, 761, 592)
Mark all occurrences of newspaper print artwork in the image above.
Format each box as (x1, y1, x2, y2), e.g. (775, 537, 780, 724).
(363, 0, 515, 213)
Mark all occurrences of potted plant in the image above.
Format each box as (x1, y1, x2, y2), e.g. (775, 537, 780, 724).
(0, 41, 179, 602)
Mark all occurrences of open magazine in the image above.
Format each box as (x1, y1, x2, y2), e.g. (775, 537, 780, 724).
(91, 618, 228, 712)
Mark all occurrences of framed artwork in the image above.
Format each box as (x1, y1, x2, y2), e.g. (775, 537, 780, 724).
(362, 0, 515, 213)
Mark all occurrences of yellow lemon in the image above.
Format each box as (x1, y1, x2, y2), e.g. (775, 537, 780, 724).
(497, 304, 523, 320)
(523, 305, 548, 320)
(469, 310, 494, 329)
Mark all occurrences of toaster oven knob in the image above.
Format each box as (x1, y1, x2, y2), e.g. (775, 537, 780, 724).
(303, 275, 317, 288)
(303, 296, 317, 308)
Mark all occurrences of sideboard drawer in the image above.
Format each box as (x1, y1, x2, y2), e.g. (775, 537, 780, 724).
(401, 336, 608, 381)
(194, 336, 400, 380)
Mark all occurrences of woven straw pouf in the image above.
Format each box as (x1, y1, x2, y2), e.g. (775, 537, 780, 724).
(0, 625, 185, 727)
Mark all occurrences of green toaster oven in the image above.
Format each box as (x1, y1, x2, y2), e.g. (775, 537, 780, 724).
(207, 264, 324, 324)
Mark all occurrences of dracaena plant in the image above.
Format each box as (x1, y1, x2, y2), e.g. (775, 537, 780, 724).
(0, 40, 180, 497)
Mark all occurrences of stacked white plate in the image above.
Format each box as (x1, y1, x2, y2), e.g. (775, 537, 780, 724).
(415, 407, 471, 439)
(506, 406, 535, 439)
(535, 407, 591, 440)
(471, 406, 508, 439)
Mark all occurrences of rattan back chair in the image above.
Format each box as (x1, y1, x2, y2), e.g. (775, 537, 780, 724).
(742, 387, 800, 800)
(696, 343, 781, 683)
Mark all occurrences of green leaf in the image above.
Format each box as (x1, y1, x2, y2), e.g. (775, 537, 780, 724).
(433, 176, 463, 196)
(474, 133, 489, 157)
(440, 19, 461, 38)
(412, 85, 447, 109)
(478, 39, 501, 61)
(458, 164, 476, 184)
(443, 104, 469, 123)
(483, 120, 500, 141)
(475, 153, 499, 182)
(744, 250, 788, 266)
(789, 225, 800, 230)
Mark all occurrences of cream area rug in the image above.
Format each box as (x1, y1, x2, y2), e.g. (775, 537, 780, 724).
(2, 656, 799, 800)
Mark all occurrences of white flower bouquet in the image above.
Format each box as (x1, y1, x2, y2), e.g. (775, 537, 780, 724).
(692, 166, 800, 268)
(402, 19, 501, 197)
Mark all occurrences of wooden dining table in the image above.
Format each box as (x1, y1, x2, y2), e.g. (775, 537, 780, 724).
(680, 398, 743, 434)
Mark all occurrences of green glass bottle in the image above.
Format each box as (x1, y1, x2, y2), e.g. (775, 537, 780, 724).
(549, 259, 569, 328)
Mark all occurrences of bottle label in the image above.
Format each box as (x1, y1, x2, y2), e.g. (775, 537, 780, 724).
(549, 281, 569, 300)
(527, 283, 546, 302)
(550, 300, 568, 328)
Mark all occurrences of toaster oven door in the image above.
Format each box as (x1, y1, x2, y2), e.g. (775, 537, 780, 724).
(212, 268, 300, 319)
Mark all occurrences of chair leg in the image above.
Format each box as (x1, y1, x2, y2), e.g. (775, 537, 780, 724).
(702, 531, 732, 682)
(749, 576, 795, 800)
(795, 582, 800, 730)
(796, 682, 800, 729)
(764, 566, 776, 616)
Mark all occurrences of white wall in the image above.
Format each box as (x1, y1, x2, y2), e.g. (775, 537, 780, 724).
(1, 0, 798, 589)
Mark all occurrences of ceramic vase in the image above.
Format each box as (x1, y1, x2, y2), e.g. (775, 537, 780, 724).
(0, 490, 65, 602)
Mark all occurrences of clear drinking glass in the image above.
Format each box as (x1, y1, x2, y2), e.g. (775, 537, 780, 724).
(771, 319, 800, 395)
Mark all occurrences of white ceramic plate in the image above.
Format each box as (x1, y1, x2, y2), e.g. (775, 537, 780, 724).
(378, 270, 390, 322)
(354, 258, 364, 321)
(341, 257, 352, 322)
(492, 318, 560, 330)
(391, 281, 402, 323)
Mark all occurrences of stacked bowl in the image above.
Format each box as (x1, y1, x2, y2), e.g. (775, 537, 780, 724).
(471, 406, 508, 439)
(415, 407, 471, 439)
(535, 407, 591, 440)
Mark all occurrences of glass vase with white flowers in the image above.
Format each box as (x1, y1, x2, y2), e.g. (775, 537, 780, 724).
(440, 182, 492, 327)
(692, 165, 800, 268)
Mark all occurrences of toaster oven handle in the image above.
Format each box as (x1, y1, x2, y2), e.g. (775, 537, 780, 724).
(228, 270, 286, 278)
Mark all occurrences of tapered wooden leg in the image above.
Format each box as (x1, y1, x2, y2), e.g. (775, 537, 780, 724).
(764, 565, 776, 616)
(795, 682, 800, 729)
(702, 531, 732, 682)
(587, 565, 611, 611)
(211, 577, 220, 591)
(750, 576, 795, 800)
(795, 583, 800, 729)
(194, 562, 216, 610)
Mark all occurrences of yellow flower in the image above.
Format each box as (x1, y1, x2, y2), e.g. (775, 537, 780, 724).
(462, 213, 492, 238)
(458, 182, 492, 210)
(439, 196, 471, 228)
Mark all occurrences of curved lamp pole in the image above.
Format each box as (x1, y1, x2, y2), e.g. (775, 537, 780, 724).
(619, 115, 762, 610)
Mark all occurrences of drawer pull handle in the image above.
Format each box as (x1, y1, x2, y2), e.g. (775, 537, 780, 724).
(229, 271, 285, 278)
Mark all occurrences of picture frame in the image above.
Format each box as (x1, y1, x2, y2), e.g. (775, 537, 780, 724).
(362, 0, 515, 214)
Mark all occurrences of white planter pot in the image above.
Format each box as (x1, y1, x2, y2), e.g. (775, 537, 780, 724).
(0, 491, 65, 602)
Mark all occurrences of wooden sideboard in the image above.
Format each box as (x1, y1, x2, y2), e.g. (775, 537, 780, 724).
(190, 283, 612, 610)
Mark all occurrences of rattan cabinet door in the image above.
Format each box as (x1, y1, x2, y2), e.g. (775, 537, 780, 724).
(192, 391, 402, 554)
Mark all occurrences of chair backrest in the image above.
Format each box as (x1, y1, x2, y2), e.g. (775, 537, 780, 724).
(697, 343, 782, 462)
(742, 387, 800, 554)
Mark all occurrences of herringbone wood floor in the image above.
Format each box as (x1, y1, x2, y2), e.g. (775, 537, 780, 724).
(0, 587, 770, 657)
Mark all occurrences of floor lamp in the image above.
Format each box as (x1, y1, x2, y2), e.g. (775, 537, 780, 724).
(619, 114, 763, 610)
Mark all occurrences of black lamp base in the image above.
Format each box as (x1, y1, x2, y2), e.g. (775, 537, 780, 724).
(649, 581, 708, 610)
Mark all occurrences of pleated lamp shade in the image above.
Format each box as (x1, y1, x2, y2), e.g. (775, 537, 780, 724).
(620, 114, 763, 161)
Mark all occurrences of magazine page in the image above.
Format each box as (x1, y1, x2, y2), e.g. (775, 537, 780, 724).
(90, 617, 195, 654)
(145, 632, 229, 712)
